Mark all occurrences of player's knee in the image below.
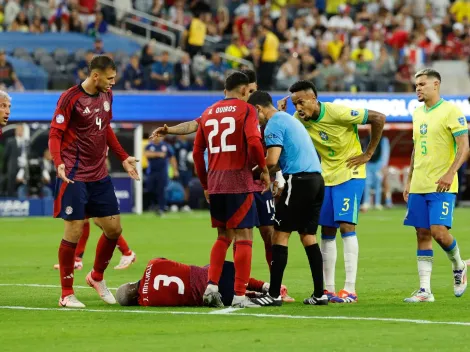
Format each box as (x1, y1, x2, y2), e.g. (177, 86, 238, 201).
(339, 223, 355, 235)
(259, 226, 273, 244)
(321, 226, 337, 238)
(272, 231, 289, 245)
(430, 226, 448, 244)
(300, 234, 317, 247)
(105, 226, 122, 239)
(416, 228, 432, 242)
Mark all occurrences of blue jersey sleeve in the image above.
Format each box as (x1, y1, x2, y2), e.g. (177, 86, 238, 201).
(145, 143, 156, 152)
(167, 144, 175, 158)
(264, 117, 285, 148)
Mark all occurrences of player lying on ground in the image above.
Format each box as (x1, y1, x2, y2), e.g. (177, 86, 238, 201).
(48, 55, 140, 308)
(0, 90, 11, 136)
(53, 218, 137, 270)
(115, 258, 292, 307)
(279, 80, 386, 303)
(403, 68, 469, 303)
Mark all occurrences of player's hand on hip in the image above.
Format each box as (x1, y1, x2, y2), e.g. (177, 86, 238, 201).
(204, 190, 210, 204)
(277, 95, 289, 112)
(436, 172, 454, 192)
(150, 124, 169, 140)
(403, 183, 410, 203)
(346, 153, 371, 169)
(260, 168, 271, 194)
(57, 164, 74, 184)
(122, 156, 140, 181)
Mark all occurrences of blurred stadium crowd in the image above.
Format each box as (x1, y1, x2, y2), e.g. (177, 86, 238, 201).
(0, 0, 469, 92)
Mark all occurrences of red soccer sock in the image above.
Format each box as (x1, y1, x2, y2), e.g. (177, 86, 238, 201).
(91, 233, 118, 282)
(117, 235, 132, 256)
(247, 278, 265, 292)
(234, 240, 253, 296)
(75, 221, 90, 260)
(59, 239, 77, 298)
(207, 236, 232, 285)
(265, 241, 272, 271)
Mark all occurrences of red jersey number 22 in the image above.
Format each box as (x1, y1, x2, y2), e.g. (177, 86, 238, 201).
(205, 117, 236, 154)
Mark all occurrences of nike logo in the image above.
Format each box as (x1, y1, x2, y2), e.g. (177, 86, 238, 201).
(338, 213, 348, 216)
(440, 217, 447, 220)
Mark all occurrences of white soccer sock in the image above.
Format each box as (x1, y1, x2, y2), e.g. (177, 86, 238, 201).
(417, 250, 433, 291)
(342, 232, 358, 293)
(321, 236, 337, 292)
(444, 238, 465, 270)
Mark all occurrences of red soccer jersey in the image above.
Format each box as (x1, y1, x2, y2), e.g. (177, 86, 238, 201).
(138, 258, 207, 307)
(193, 98, 265, 194)
(50, 85, 114, 182)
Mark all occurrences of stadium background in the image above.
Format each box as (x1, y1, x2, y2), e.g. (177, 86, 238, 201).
(0, 0, 469, 216)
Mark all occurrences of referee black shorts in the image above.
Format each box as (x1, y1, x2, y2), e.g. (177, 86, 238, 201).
(274, 172, 324, 235)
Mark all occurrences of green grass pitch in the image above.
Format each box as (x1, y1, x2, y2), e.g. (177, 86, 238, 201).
(1, 208, 470, 351)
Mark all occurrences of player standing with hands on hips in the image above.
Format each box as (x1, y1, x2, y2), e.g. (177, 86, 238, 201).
(49, 55, 140, 308)
(247, 91, 326, 306)
(403, 68, 469, 303)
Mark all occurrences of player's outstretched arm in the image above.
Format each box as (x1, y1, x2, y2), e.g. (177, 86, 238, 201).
(347, 109, 386, 169)
(150, 120, 199, 140)
(193, 124, 209, 201)
(436, 134, 469, 192)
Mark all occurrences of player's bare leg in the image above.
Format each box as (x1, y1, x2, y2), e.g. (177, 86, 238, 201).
(54, 219, 89, 271)
(431, 225, 467, 297)
(85, 214, 122, 304)
(204, 228, 233, 308)
(58, 220, 86, 308)
(320, 226, 338, 299)
(94, 218, 136, 270)
(404, 228, 435, 302)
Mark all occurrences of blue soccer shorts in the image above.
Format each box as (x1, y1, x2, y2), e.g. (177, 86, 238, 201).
(404, 193, 456, 229)
(319, 178, 365, 228)
(209, 193, 259, 229)
(254, 191, 275, 227)
(54, 175, 120, 220)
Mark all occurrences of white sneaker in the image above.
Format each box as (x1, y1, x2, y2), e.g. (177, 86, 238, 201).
(86, 272, 116, 304)
(59, 294, 85, 308)
(454, 261, 468, 297)
(375, 204, 384, 211)
(114, 251, 136, 270)
(181, 205, 192, 213)
(231, 295, 261, 308)
(403, 288, 435, 303)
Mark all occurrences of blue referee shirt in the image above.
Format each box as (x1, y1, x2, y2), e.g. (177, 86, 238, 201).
(264, 111, 321, 175)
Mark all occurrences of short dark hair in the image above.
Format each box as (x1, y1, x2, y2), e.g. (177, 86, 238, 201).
(89, 55, 117, 72)
(415, 68, 441, 82)
(239, 69, 257, 84)
(289, 80, 318, 97)
(247, 91, 273, 108)
(225, 71, 249, 91)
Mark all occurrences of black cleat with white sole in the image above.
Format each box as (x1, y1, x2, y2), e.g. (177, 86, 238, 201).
(250, 294, 283, 307)
(303, 294, 329, 306)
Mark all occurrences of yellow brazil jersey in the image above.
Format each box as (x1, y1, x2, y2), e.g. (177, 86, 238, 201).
(188, 18, 206, 47)
(410, 99, 469, 194)
(294, 102, 368, 186)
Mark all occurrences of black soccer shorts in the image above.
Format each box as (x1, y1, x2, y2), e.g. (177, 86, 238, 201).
(273, 172, 324, 234)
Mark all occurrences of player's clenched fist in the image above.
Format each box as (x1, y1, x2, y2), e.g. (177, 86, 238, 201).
(57, 164, 74, 184)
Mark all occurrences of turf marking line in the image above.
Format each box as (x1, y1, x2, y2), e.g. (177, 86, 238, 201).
(209, 307, 242, 314)
(1, 306, 470, 327)
(0, 283, 118, 290)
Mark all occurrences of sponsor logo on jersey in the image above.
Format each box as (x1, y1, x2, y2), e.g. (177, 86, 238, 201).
(420, 123, 427, 135)
(351, 110, 359, 117)
(55, 114, 65, 124)
(104, 101, 110, 112)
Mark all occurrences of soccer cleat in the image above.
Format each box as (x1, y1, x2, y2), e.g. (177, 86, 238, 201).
(114, 251, 137, 270)
(53, 260, 83, 270)
(250, 294, 283, 307)
(203, 285, 224, 308)
(231, 295, 261, 308)
(303, 294, 329, 306)
(324, 290, 336, 301)
(453, 261, 468, 297)
(59, 294, 85, 308)
(86, 272, 116, 304)
(403, 288, 435, 303)
(280, 285, 295, 303)
(330, 289, 358, 304)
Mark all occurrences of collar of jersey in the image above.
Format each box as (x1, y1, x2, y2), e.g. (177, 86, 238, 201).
(308, 101, 326, 123)
(79, 83, 100, 97)
(424, 98, 444, 113)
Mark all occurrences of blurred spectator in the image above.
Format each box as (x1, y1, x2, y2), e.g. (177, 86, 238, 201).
(93, 38, 105, 54)
(69, 8, 84, 32)
(299, 53, 319, 82)
(205, 52, 228, 91)
(275, 52, 300, 90)
(351, 39, 374, 63)
(257, 24, 279, 90)
(215, 6, 230, 36)
(123, 55, 144, 90)
(30, 14, 46, 33)
(87, 10, 107, 35)
(78, 0, 97, 26)
(168, 0, 188, 27)
(327, 31, 344, 62)
(135, 0, 163, 16)
(10, 11, 29, 32)
(395, 56, 414, 92)
(354, 54, 372, 92)
(328, 4, 355, 32)
(3, 124, 26, 197)
(315, 55, 342, 91)
(334, 46, 356, 91)
(4, 0, 21, 28)
(225, 34, 250, 68)
(183, 10, 207, 58)
(140, 42, 158, 69)
(450, 0, 470, 23)
(0, 49, 23, 91)
(371, 46, 396, 92)
(76, 50, 94, 83)
(399, 35, 426, 70)
(174, 52, 204, 90)
(151, 51, 174, 90)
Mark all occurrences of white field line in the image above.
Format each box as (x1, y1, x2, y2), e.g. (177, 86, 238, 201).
(0, 305, 470, 326)
(0, 283, 118, 290)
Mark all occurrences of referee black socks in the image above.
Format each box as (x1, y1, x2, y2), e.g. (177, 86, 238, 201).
(269, 244, 288, 298)
(305, 243, 324, 298)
